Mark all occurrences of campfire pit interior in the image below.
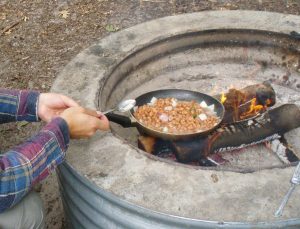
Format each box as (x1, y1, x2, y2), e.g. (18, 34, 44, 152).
(134, 82, 300, 167)
(100, 29, 300, 172)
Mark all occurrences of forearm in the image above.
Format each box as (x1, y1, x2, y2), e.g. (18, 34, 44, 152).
(0, 117, 69, 212)
(0, 89, 40, 123)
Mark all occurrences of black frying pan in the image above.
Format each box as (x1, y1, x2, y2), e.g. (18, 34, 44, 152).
(106, 89, 225, 140)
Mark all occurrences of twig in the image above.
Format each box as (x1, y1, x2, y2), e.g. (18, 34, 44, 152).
(1, 20, 22, 36)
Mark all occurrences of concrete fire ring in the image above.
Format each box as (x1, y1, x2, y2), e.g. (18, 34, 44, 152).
(53, 11, 300, 225)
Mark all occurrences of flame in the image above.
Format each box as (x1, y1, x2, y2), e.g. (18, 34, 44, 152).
(240, 98, 264, 119)
(220, 93, 227, 104)
(265, 99, 272, 106)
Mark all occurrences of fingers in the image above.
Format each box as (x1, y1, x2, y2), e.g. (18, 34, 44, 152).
(84, 109, 110, 131)
(93, 114, 110, 131)
(96, 111, 104, 118)
(98, 112, 108, 121)
(59, 94, 80, 107)
(100, 115, 110, 131)
(82, 108, 102, 118)
(60, 106, 110, 139)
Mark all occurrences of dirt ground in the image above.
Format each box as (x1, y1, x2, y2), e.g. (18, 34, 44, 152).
(0, 0, 299, 228)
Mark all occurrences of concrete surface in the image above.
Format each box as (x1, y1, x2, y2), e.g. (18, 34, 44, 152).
(52, 11, 300, 222)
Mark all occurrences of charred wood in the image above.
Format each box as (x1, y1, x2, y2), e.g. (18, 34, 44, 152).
(214, 81, 276, 123)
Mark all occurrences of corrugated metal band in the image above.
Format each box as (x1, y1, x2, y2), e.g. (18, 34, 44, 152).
(57, 162, 300, 229)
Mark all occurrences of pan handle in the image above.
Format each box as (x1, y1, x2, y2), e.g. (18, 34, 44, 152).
(106, 113, 136, 128)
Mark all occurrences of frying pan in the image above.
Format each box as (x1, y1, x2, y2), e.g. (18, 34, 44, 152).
(106, 89, 225, 140)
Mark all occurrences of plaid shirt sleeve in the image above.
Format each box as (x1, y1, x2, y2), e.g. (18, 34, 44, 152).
(0, 118, 69, 212)
(0, 89, 70, 212)
(0, 88, 40, 123)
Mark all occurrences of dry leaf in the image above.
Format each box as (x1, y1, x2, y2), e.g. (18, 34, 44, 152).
(211, 174, 219, 183)
(59, 10, 70, 19)
(0, 13, 6, 20)
(105, 24, 119, 32)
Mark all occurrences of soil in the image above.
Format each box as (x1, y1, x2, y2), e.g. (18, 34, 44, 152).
(0, 1, 299, 228)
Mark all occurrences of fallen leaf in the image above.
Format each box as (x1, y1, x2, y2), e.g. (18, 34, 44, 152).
(211, 173, 219, 183)
(105, 24, 119, 32)
(0, 13, 6, 20)
(59, 10, 70, 19)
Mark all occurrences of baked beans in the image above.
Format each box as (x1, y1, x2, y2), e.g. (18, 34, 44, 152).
(133, 97, 220, 134)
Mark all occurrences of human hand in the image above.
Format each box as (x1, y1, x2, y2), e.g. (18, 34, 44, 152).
(59, 107, 110, 139)
(38, 93, 79, 122)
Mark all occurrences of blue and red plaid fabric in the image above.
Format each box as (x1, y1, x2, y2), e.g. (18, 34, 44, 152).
(0, 89, 69, 213)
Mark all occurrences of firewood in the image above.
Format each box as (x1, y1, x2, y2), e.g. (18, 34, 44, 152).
(214, 81, 276, 123)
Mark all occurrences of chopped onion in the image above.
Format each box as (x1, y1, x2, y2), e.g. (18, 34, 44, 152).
(206, 104, 217, 115)
(164, 106, 173, 111)
(207, 104, 215, 112)
(162, 127, 169, 133)
(200, 101, 208, 108)
(198, 113, 207, 121)
(133, 106, 138, 112)
(159, 113, 169, 122)
(148, 97, 157, 106)
(171, 98, 177, 107)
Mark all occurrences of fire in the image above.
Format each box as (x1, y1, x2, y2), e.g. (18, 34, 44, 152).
(220, 93, 227, 103)
(240, 98, 264, 119)
(265, 99, 272, 106)
(219, 85, 274, 122)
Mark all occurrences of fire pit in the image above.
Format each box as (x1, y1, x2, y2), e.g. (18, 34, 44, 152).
(109, 82, 300, 168)
(53, 11, 300, 228)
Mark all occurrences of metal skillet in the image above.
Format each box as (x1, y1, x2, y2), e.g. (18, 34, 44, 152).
(106, 89, 225, 141)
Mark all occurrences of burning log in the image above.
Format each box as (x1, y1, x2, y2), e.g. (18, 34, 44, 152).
(138, 104, 300, 164)
(215, 81, 276, 123)
(175, 104, 300, 162)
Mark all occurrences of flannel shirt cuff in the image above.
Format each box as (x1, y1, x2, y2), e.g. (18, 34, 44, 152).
(17, 90, 40, 122)
(42, 117, 70, 152)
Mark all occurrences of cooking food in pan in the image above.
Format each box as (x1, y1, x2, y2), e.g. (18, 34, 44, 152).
(106, 89, 225, 140)
(133, 97, 220, 134)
